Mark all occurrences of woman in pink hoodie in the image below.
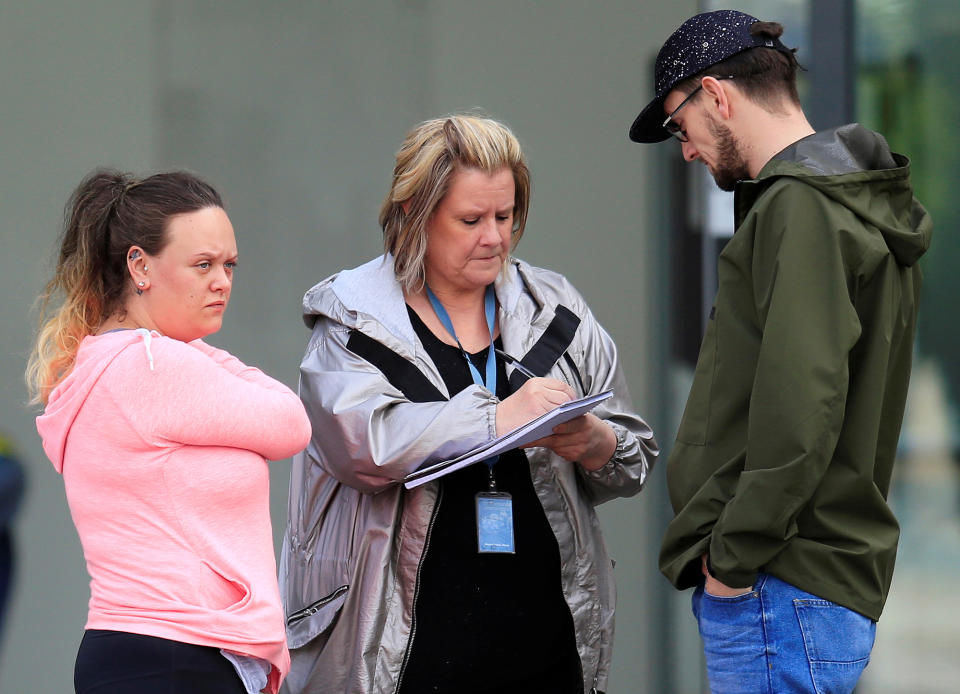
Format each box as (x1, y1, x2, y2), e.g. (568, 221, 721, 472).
(27, 170, 311, 694)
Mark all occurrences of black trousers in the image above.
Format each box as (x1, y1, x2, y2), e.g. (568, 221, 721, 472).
(75, 629, 245, 694)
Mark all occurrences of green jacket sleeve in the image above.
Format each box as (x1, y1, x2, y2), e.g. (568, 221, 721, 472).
(708, 182, 863, 589)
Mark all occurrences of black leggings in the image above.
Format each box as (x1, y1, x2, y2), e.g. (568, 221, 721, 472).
(75, 629, 245, 694)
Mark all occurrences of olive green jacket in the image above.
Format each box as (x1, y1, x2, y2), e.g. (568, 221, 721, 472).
(659, 124, 932, 620)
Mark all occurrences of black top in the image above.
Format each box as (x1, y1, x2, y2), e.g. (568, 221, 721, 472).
(398, 306, 581, 694)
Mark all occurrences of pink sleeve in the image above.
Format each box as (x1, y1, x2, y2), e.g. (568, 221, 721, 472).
(188, 339, 292, 392)
(117, 338, 311, 460)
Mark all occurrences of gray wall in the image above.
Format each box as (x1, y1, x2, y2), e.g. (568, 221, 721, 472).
(0, 2, 696, 691)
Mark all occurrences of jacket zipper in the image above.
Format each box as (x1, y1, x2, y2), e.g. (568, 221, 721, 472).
(285, 584, 349, 626)
(393, 483, 443, 693)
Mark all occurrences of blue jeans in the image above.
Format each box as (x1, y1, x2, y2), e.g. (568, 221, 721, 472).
(692, 573, 876, 693)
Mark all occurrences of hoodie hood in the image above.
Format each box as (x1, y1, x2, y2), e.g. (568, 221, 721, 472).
(740, 124, 932, 267)
(36, 329, 158, 474)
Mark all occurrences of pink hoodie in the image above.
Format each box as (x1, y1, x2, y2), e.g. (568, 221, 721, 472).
(37, 330, 311, 693)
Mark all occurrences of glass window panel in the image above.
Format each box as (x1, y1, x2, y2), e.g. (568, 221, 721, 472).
(855, 1, 960, 691)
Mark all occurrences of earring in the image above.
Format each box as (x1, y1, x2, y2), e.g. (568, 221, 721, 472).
(143, 265, 149, 272)
(138, 281, 145, 287)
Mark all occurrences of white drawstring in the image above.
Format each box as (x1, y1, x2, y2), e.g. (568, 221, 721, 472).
(134, 328, 156, 370)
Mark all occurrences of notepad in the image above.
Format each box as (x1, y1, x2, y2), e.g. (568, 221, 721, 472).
(403, 389, 614, 489)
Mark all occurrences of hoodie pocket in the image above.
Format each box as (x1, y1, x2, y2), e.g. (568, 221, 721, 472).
(675, 307, 718, 445)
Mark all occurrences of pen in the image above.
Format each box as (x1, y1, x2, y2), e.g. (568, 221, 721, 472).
(495, 348, 537, 379)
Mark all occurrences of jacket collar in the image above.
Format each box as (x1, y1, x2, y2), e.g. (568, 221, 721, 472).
(303, 254, 530, 348)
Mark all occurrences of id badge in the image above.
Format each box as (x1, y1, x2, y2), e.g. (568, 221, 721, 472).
(475, 492, 515, 554)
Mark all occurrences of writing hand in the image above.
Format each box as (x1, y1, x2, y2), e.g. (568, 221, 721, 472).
(495, 377, 575, 437)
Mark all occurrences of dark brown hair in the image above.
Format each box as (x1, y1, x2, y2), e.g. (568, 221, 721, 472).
(27, 169, 223, 404)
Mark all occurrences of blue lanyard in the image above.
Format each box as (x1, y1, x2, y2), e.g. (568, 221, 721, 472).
(426, 284, 498, 395)
(426, 284, 499, 476)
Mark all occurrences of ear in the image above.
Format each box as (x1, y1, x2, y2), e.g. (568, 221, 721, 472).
(126, 246, 150, 291)
(401, 199, 412, 215)
(700, 76, 734, 120)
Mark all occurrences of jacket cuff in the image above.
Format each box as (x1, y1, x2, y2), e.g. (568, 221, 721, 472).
(708, 555, 758, 590)
(485, 393, 498, 439)
(582, 423, 627, 479)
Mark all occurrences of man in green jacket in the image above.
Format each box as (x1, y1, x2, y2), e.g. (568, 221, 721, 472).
(629, 10, 931, 694)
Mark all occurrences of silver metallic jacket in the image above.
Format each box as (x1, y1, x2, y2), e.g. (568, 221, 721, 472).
(279, 255, 658, 694)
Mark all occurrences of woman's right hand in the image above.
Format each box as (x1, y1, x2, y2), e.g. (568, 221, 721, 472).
(495, 377, 575, 436)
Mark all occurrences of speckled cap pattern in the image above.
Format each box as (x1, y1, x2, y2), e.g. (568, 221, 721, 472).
(629, 9, 791, 143)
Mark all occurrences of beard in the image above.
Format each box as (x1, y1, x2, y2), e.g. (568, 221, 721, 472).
(705, 114, 750, 192)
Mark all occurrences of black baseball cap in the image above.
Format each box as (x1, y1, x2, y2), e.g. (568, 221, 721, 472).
(629, 9, 793, 143)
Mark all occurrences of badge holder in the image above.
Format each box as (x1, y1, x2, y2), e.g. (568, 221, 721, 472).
(427, 284, 515, 554)
(476, 462, 515, 554)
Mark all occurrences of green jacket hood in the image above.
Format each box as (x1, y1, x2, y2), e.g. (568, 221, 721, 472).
(739, 124, 932, 267)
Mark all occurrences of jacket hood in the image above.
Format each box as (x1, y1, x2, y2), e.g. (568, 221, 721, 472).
(36, 329, 158, 474)
(301, 255, 411, 340)
(743, 124, 932, 267)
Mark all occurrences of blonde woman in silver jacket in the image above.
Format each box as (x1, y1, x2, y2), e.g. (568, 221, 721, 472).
(280, 115, 658, 694)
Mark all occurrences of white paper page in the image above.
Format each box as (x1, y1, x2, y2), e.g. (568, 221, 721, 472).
(403, 389, 613, 489)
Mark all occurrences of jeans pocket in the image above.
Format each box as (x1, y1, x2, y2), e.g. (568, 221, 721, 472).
(695, 587, 769, 694)
(794, 599, 876, 694)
